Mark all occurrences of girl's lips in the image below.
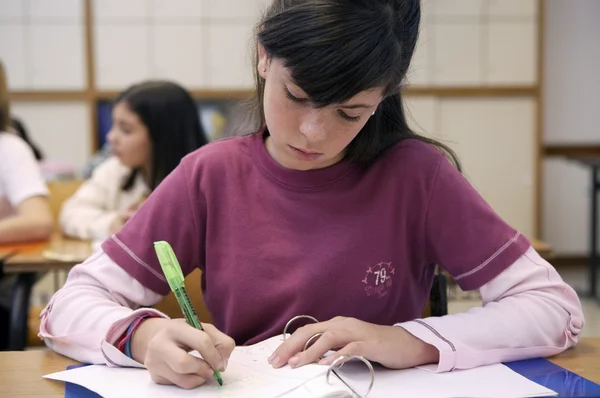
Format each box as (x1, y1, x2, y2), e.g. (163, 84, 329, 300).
(289, 146, 323, 161)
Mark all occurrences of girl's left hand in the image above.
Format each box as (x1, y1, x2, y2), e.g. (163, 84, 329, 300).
(268, 316, 439, 370)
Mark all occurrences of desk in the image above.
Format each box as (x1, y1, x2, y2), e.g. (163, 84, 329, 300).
(1, 338, 599, 397)
(567, 155, 600, 299)
(0, 234, 92, 273)
(0, 234, 92, 351)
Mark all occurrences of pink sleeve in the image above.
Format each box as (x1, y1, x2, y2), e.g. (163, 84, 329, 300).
(38, 248, 168, 367)
(397, 246, 584, 372)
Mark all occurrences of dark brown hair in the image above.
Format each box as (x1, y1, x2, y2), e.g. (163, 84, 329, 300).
(250, 0, 460, 169)
(0, 61, 9, 132)
(114, 81, 210, 191)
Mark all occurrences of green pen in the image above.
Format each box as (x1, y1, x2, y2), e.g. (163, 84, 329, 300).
(153, 241, 223, 386)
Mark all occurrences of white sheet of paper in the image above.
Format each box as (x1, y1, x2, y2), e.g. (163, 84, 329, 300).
(43, 335, 328, 398)
(316, 361, 558, 398)
(44, 334, 557, 398)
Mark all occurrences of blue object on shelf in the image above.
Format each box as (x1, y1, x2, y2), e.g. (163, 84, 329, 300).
(97, 102, 113, 148)
(504, 358, 600, 398)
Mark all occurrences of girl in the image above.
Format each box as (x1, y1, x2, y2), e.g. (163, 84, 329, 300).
(0, 61, 53, 244)
(0, 61, 53, 349)
(59, 81, 209, 240)
(41, 0, 583, 391)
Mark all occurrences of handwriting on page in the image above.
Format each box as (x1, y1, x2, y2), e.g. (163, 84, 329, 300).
(42, 335, 331, 398)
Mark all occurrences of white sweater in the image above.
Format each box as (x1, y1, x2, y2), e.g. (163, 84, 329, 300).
(59, 157, 149, 241)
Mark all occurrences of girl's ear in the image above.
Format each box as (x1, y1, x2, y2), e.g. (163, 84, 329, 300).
(257, 42, 270, 79)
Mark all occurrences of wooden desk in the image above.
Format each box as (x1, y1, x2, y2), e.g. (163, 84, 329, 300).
(0, 234, 93, 350)
(1, 338, 599, 397)
(0, 233, 93, 273)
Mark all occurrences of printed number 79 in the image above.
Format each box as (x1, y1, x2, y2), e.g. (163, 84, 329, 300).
(374, 269, 387, 285)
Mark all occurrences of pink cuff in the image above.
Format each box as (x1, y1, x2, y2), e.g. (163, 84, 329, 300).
(396, 320, 457, 373)
(105, 308, 168, 345)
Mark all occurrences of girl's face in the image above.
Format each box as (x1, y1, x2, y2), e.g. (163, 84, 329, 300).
(107, 102, 152, 171)
(258, 48, 383, 171)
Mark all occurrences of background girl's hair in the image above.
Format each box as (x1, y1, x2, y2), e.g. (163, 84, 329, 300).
(249, 0, 460, 170)
(0, 61, 10, 132)
(10, 117, 44, 161)
(115, 80, 209, 191)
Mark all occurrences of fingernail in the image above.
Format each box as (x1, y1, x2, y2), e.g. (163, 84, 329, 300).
(289, 356, 300, 367)
(318, 357, 331, 365)
(269, 354, 280, 367)
(268, 353, 276, 363)
(222, 358, 228, 371)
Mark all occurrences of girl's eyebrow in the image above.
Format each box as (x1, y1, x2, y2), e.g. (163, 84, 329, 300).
(339, 103, 375, 109)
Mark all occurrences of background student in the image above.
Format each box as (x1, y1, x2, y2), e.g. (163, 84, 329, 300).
(59, 80, 209, 240)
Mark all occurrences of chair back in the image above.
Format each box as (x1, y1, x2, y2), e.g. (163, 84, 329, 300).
(46, 179, 82, 229)
(153, 268, 213, 323)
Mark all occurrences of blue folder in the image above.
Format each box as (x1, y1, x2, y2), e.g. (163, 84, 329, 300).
(504, 358, 600, 398)
(65, 359, 600, 398)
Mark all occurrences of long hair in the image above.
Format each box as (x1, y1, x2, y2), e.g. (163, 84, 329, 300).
(10, 118, 44, 161)
(114, 81, 209, 191)
(0, 61, 9, 132)
(250, 0, 460, 169)
(1, 61, 44, 160)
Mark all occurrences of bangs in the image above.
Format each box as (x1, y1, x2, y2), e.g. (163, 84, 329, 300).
(259, 3, 403, 107)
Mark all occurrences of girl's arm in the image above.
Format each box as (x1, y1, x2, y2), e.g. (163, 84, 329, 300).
(398, 246, 583, 372)
(0, 195, 53, 243)
(0, 134, 53, 243)
(59, 158, 124, 240)
(39, 248, 166, 365)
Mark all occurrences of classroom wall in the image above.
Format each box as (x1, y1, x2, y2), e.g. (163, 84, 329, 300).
(1, 0, 89, 170)
(93, 0, 271, 90)
(542, 0, 600, 255)
(1, 0, 539, 239)
(405, 0, 538, 239)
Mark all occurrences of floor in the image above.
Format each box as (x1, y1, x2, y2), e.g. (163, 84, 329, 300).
(449, 264, 600, 337)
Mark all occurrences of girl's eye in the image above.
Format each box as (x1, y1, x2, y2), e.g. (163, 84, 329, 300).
(285, 86, 361, 122)
(284, 87, 308, 104)
(338, 110, 361, 122)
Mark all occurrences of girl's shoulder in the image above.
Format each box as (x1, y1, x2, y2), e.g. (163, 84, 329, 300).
(180, 133, 256, 171)
(89, 156, 133, 181)
(377, 137, 453, 177)
(0, 131, 31, 153)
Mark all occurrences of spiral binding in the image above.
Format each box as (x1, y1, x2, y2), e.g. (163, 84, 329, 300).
(282, 315, 375, 397)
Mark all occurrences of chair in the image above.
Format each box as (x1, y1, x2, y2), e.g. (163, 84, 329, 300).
(25, 179, 82, 348)
(153, 268, 212, 323)
(428, 269, 448, 317)
(46, 179, 83, 230)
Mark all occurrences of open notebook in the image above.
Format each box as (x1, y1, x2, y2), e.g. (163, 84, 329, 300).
(44, 333, 557, 398)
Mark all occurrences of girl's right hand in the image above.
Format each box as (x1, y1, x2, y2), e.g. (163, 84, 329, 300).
(130, 318, 236, 389)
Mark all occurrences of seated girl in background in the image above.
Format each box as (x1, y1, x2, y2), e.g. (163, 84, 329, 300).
(0, 61, 53, 244)
(42, 0, 583, 391)
(59, 81, 209, 240)
(0, 60, 53, 349)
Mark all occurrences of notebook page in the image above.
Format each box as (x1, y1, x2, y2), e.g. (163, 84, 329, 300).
(326, 361, 557, 398)
(44, 335, 329, 398)
(279, 361, 557, 398)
